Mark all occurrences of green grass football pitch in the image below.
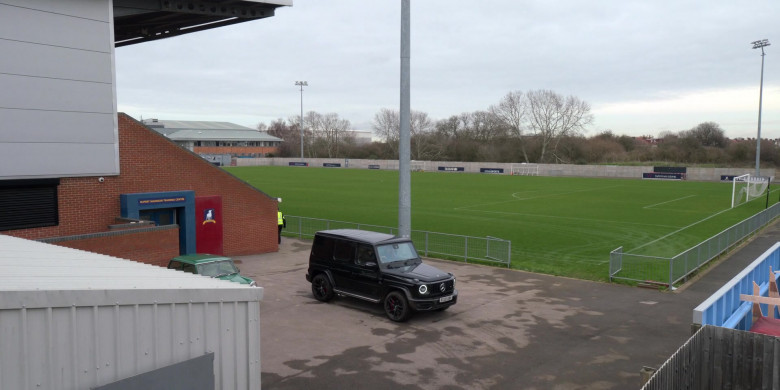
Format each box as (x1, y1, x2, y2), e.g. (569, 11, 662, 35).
(226, 166, 777, 281)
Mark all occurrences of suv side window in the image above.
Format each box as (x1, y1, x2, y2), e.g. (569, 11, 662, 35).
(356, 244, 377, 266)
(333, 240, 356, 263)
(312, 235, 335, 261)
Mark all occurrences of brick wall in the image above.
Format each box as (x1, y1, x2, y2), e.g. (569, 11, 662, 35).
(4, 114, 279, 257)
(51, 227, 180, 267)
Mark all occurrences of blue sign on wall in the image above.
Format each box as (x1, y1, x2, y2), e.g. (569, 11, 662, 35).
(289, 162, 308, 167)
(721, 175, 739, 181)
(438, 166, 465, 172)
(368, 164, 381, 169)
(137, 196, 187, 207)
(480, 168, 504, 174)
(323, 163, 342, 168)
(643, 172, 684, 180)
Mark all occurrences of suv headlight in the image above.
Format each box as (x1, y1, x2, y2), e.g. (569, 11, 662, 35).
(418, 284, 428, 295)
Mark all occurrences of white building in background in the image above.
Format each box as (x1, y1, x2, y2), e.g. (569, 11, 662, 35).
(346, 130, 374, 145)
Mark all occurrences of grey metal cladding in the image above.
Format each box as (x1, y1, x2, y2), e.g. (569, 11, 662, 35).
(1, 0, 112, 21)
(0, 110, 115, 144)
(0, 4, 111, 52)
(0, 143, 120, 177)
(0, 74, 114, 113)
(0, 39, 113, 83)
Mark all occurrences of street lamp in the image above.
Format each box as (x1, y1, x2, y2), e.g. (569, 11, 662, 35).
(752, 39, 770, 177)
(295, 81, 308, 160)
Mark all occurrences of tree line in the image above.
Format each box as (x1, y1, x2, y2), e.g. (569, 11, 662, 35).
(260, 90, 778, 167)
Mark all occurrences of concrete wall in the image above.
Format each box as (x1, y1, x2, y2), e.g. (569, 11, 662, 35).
(236, 158, 776, 182)
(0, 0, 119, 180)
(4, 114, 280, 258)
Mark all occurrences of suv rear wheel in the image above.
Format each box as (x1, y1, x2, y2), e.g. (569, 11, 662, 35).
(384, 291, 411, 322)
(311, 274, 334, 302)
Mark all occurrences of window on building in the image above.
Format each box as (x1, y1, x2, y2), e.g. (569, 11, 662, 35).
(0, 179, 59, 231)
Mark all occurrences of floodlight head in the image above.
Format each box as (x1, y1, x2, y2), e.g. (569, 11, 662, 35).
(752, 39, 770, 49)
(295, 81, 308, 86)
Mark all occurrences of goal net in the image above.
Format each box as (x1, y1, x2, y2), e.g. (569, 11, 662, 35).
(410, 161, 426, 172)
(732, 174, 771, 208)
(511, 163, 539, 176)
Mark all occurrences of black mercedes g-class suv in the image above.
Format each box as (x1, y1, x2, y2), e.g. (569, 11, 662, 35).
(305, 229, 458, 322)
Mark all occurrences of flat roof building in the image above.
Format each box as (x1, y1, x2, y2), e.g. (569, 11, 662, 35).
(143, 119, 283, 158)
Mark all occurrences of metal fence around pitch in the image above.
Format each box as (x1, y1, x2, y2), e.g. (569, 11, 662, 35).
(610, 202, 780, 289)
(283, 216, 511, 267)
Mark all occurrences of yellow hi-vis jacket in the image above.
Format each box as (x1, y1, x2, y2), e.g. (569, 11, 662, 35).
(278, 211, 284, 226)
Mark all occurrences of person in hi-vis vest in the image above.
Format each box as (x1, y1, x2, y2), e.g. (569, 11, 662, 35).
(277, 199, 286, 244)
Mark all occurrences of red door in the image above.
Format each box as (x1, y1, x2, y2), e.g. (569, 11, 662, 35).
(196, 196, 223, 255)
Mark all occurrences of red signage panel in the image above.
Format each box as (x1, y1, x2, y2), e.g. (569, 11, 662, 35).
(195, 196, 223, 255)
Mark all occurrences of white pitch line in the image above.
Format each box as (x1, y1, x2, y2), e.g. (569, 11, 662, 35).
(643, 195, 696, 209)
(627, 207, 732, 253)
(456, 208, 681, 229)
(455, 185, 623, 211)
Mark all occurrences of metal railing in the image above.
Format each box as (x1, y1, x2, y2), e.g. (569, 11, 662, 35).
(610, 202, 780, 288)
(641, 325, 780, 390)
(283, 216, 511, 267)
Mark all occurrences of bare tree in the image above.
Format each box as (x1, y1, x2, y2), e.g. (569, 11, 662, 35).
(490, 91, 530, 162)
(307, 111, 351, 158)
(468, 110, 508, 142)
(408, 111, 439, 160)
(372, 108, 400, 156)
(525, 90, 593, 163)
(263, 118, 304, 157)
(372, 108, 436, 159)
(684, 122, 727, 148)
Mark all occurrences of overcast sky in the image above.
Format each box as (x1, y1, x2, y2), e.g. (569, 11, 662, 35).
(115, 0, 779, 139)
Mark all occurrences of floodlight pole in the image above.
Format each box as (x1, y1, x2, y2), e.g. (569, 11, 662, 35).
(398, 0, 411, 238)
(295, 81, 308, 161)
(752, 39, 770, 177)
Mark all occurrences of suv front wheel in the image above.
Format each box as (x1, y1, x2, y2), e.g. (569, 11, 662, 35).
(384, 291, 411, 322)
(311, 274, 334, 302)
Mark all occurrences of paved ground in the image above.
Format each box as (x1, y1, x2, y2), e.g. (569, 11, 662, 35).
(235, 221, 780, 390)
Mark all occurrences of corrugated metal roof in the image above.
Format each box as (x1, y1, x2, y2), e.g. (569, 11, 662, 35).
(150, 120, 254, 131)
(141, 119, 282, 142)
(166, 129, 282, 142)
(0, 235, 260, 292)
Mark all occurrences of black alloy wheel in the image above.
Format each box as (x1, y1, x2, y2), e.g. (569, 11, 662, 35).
(384, 291, 411, 322)
(312, 274, 334, 302)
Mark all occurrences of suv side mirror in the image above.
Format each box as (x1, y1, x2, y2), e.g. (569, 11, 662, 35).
(364, 261, 378, 269)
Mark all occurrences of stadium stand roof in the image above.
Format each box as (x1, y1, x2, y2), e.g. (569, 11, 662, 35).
(114, 0, 292, 47)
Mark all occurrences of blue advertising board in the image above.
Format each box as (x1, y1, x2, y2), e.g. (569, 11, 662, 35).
(289, 162, 308, 167)
(438, 166, 465, 172)
(721, 175, 739, 181)
(368, 164, 381, 169)
(643, 172, 684, 180)
(480, 168, 504, 174)
(323, 163, 342, 168)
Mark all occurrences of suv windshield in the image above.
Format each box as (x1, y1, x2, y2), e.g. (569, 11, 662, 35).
(376, 242, 419, 265)
(197, 260, 239, 277)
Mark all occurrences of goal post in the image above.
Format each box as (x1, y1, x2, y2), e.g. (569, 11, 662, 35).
(732, 174, 771, 208)
(410, 161, 426, 172)
(511, 163, 539, 176)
